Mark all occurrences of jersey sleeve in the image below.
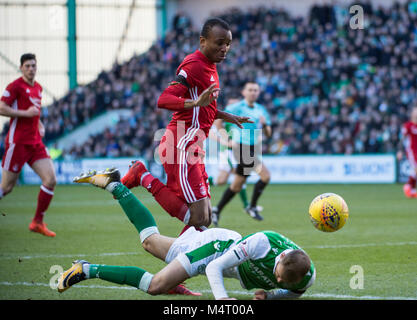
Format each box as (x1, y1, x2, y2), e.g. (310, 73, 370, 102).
(157, 61, 200, 111)
(238, 232, 270, 260)
(1, 82, 18, 106)
(157, 83, 188, 111)
(205, 233, 271, 299)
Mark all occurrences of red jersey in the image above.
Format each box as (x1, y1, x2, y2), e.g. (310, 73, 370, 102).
(158, 50, 219, 154)
(402, 121, 417, 155)
(1, 77, 42, 145)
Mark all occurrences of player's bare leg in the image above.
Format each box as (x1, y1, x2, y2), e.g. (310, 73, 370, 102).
(0, 169, 19, 199)
(31, 158, 56, 190)
(28, 158, 56, 237)
(216, 169, 230, 185)
(141, 233, 176, 261)
(147, 260, 190, 295)
(187, 197, 211, 228)
(230, 174, 246, 193)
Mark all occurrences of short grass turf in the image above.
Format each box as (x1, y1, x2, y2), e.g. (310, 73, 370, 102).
(0, 183, 416, 300)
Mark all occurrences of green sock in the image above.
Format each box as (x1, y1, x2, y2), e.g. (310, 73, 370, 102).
(239, 184, 249, 208)
(88, 264, 153, 292)
(111, 183, 158, 242)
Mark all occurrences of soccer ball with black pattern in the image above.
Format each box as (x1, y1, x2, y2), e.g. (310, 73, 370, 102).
(308, 193, 349, 232)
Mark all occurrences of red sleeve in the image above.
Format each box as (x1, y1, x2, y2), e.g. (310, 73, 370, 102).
(157, 83, 188, 111)
(1, 82, 18, 107)
(157, 61, 200, 111)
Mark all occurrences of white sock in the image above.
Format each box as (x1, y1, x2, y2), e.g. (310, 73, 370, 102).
(82, 263, 91, 279)
(105, 182, 120, 193)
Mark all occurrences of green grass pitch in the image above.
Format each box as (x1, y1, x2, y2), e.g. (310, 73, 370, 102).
(0, 183, 416, 300)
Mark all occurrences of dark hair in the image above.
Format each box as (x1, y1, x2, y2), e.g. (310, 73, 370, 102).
(20, 53, 36, 66)
(280, 250, 311, 285)
(243, 80, 259, 88)
(200, 17, 230, 38)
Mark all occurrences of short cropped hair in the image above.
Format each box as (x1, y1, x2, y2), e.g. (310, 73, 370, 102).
(243, 81, 259, 88)
(200, 17, 230, 38)
(20, 53, 36, 66)
(280, 250, 311, 285)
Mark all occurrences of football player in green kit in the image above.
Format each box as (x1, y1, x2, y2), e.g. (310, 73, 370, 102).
(57, 168, 315, 300)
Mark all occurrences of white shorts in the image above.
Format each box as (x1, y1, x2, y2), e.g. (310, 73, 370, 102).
(165, 227, 241, 277)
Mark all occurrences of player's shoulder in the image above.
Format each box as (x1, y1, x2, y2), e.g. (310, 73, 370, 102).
(6, 77, 24, 89)
(179, 51, 203, 68)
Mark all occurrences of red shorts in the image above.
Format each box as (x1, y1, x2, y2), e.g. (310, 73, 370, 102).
(1, 142, 50, 173)
(159, 141, 210, 204)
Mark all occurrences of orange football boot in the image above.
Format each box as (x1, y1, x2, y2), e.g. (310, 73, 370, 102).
(29, 221, 56, 237)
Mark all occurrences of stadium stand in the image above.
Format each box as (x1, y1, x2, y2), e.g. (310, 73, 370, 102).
(1, 1, 417, 160)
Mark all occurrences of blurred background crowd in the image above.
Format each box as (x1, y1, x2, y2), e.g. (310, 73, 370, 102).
(1, 0, 417, 161)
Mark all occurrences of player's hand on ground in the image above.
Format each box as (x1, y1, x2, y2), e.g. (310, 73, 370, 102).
(196, 83, 220, 107)
(253, 290, 267, 300)
(25, 106, 40, 118)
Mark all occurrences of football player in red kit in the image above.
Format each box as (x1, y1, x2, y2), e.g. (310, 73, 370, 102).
(121, 18, 252, 234)
(398, 106, 417, 198)
(0, 53, 56, 237)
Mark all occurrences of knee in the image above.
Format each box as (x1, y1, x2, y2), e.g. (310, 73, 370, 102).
(1, 184, 13, 196)
(230, 184, 242, 193)
(142, 239, 153, 254)
(216, 176, 227, 185)
(1, 179, 16, 196)
(43, 175, 57, 189)
(147, 277, 166, 295)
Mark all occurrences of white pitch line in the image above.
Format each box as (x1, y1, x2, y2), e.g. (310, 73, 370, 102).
(0, 281, 415, 300)
(1, 241, 416, 261)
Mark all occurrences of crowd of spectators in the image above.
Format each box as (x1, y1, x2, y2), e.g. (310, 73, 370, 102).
(1, 1, 417, 161)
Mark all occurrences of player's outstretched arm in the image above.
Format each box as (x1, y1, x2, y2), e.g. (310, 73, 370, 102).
(205, 248, 244, 300)
(216, 110, 253, 129)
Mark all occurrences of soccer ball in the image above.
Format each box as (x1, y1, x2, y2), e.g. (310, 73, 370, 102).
(308, 193, 349, 232)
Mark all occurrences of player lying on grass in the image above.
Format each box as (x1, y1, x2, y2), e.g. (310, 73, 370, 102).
(57, 168, 315, 299)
